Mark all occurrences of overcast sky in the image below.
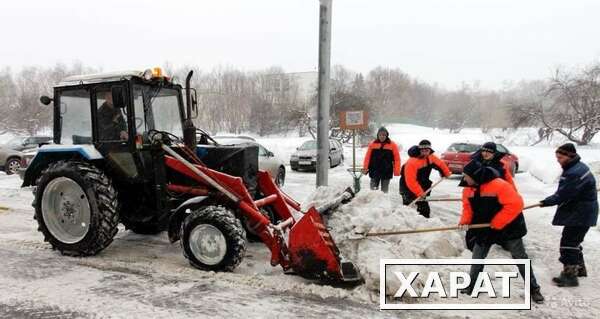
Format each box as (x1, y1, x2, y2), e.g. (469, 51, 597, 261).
(2, 0, 599, 90)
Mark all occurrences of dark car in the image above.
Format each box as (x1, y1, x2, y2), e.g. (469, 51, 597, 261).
(290, 139, 344, 171)
(441, 142, 519, 176)
(3, 136, 52, 151)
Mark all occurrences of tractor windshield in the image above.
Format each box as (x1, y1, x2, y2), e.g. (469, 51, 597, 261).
(140, 86, 183, 138)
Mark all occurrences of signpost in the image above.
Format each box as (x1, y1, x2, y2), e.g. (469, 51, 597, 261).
(340, 110, 369, 192)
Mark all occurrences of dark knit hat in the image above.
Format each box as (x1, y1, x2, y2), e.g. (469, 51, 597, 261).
(556, 143, 577, 158)
(460, 161, 499, 186)
(418, 139, 432, 149)
(480, 142, 497, 153)
(462, 160, 482, 179)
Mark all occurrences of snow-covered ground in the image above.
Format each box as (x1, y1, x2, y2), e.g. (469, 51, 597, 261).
(0, 124, 599, 318)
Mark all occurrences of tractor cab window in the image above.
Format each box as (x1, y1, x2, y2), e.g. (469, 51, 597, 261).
(60, 89, 93, 145)
(96, 89, 129, 141)
(147, 88, 182, 138)
(133, 87, 148, 137)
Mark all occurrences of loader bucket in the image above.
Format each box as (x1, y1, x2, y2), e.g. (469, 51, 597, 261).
(288, 207, 362, 284)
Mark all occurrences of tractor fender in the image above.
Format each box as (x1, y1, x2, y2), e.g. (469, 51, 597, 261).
(168, 196, 210, 243)
(22, 145, 104, 187)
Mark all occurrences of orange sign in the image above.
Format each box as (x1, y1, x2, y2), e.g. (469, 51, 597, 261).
(340, 110, 368, 130)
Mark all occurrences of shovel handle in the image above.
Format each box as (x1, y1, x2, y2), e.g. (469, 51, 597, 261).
(419, 197, 462, 202)
(409, 178, 445, 207)
(364, 223, 490, 237)
(524, 202, 542, 210)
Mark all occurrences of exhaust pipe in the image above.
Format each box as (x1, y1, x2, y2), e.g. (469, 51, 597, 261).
(183, 70, 197, 150)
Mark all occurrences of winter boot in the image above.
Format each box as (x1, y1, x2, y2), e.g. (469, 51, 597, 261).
(531, 287, 544, 304)
(459, 284, 474, 296)
(553, 265, 579, 287)
(577, 263, 587, 277)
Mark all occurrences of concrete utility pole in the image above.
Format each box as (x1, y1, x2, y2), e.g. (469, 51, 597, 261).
(316, 0, 332, 187)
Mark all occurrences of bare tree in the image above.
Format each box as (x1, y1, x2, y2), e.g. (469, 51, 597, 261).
(525, 65, 600, 145)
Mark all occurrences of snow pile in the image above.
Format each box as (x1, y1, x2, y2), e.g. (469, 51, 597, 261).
(305, 188, 465, 297)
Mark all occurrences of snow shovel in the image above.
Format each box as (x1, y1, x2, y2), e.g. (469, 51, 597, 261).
(409, 178, 446, 207)
(351, 223, 490, 240)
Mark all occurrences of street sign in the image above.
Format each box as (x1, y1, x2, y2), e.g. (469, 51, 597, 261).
(340, 110, 368, 130)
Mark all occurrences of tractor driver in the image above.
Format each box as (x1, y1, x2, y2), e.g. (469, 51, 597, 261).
(98, 91, 128, 141)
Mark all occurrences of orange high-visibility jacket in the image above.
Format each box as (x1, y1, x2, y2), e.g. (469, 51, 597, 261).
(460, 178, 525, 231)
(401, 154, 451, 197)
(363, 139, 401, 179)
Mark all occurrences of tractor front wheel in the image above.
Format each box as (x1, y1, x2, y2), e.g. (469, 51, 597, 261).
(33, 161, 119, 256)
(181, 206, 246, 272)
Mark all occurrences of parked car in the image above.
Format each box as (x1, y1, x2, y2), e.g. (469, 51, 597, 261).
(290, 139, 344, 171)
(3, 136, 52, 151)
(0, 146, 24, 175)
(212, 136, 287, 186)
(441, 142, 519, 176)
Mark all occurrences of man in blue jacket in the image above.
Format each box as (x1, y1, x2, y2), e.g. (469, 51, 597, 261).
(540, 143, 599, 287)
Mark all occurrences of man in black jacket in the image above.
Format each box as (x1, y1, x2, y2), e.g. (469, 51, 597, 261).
(540, 143, 599, 287)
(98, 91, 128, 141)
(362, 127, 401, 193)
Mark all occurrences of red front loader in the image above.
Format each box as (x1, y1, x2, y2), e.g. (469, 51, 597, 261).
(160, 134, 361, 283)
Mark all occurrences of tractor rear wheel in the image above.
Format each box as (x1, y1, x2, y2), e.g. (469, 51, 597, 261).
(181, 205, 246, 271)
(33, 161, 119, 256)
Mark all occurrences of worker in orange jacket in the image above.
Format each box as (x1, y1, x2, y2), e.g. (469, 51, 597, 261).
(458, 161, 544, 304)
(399, 140, 451, 218)
(362, 127, 401, 193)
(470, 142, 516, 190)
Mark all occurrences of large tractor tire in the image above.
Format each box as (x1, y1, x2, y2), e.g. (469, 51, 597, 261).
(181, 205, 246, 272)
(243, 206, 278, 243)
(33, 161, 120, 256)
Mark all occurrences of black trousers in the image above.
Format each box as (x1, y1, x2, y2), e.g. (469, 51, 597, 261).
(470, 238, 540, 290)
(370, 177, 391, 193)
(401, 193, 431, 218)
(559, 226, 590, 266)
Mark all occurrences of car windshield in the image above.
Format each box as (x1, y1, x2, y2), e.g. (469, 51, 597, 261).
(447, 143, 480, 153)
(299, 140, 317, 150)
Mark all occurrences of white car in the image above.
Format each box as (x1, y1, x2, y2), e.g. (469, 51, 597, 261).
(212, 136, 286, 187)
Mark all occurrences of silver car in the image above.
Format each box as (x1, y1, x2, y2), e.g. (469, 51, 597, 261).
(0, 146, 23, 175)
(4, 136, 52, 151)
(212, 136, 287, 187)
(289, 139, 344, 171)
